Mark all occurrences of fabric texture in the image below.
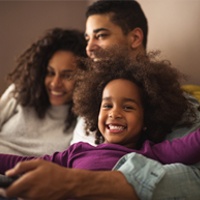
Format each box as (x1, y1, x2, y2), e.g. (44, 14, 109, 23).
(0, 85, 74, 156)
(71, 93, 200, 200)
(114, 153, 200, 200)
(115, 94, 200, 200)
(0, 127, 200, 174)
(182, 84, 200, 102)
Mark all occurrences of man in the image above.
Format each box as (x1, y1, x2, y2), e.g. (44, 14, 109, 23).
(73, 1, 200, 199)
(1, 1, 200, 199)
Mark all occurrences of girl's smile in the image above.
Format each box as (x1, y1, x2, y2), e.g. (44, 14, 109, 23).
(98, 78, 144, 148)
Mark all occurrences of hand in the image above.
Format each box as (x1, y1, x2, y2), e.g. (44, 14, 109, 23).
(3, 159, 73, 200)
(3, 159, 138, 200)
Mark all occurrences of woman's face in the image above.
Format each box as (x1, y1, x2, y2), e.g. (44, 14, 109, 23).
(98, 79, 144, 148)
(45, 50, 76, 106)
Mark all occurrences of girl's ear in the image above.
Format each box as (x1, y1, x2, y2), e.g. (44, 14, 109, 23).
(128, 28, 144, 49)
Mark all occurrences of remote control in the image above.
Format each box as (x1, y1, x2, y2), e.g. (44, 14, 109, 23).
(0, 174, 19, 188)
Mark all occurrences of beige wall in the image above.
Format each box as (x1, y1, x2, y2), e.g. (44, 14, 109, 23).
(0, 1, 88, 95)
(138, 0, 200, 85)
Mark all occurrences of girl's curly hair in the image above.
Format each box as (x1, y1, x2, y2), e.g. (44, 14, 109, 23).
(73, 51, 197, 145)
(7, 28, 87, 131)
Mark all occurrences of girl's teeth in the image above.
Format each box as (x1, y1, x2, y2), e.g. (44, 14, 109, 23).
(109, 125, 124, 131)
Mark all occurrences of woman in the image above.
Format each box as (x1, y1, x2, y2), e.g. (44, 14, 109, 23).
(0, 28, 87, 156)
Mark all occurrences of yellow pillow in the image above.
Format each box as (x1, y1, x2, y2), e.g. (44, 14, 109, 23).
(182, 84, 200, 102)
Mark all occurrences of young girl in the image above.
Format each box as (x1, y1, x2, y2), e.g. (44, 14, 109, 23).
(0, 52, 199, 174)
(0, 28, 87, 156)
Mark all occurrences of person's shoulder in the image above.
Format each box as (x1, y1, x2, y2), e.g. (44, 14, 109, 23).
(71, 117, 96, 146)
(0, 84, 15, 101)
(68, 142, 96, 154)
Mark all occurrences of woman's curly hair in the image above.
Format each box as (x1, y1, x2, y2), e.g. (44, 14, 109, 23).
(7, 28, 87, 131)
(73, 51, 197, 145)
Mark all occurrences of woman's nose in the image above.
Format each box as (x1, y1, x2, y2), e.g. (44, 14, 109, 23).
(50, 76, 62, 87)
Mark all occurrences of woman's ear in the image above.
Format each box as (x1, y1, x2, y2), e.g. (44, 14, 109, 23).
(128, 28, 144, 49)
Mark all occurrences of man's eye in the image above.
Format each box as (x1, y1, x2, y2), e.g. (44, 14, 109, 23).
(85, 36, 89, 43)
(96, 33, 107, 39)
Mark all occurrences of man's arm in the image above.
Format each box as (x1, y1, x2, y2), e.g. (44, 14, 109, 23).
(2, 159, 139, 200)
(114, 152, 200, 200)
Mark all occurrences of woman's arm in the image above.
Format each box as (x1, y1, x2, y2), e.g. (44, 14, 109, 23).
(0, 84, 18, 128)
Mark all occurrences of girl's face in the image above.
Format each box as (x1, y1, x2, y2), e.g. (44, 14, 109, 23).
(98, 79, 144, 148)
(45, 50, 76, 106)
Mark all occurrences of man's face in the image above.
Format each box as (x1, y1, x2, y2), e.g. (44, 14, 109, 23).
(85, 14, 131, 61)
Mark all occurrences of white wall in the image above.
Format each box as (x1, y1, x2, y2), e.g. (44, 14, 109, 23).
(138, 0, 200, 85)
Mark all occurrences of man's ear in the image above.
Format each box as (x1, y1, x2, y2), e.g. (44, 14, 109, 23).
(128, 28, 144, 49)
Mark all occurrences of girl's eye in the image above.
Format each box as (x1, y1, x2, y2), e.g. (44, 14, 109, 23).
(102, 104, 112, 109)
(123, 106, 134, 111)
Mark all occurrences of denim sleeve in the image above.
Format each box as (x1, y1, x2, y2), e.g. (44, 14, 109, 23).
(113, 153, 166, 200)
(113, 153, 200, 200)
(152, 163, 200, 200)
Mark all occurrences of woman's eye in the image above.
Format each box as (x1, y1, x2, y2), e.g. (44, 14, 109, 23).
(47, 70, 54, 76)
(61, 73, 73, 79)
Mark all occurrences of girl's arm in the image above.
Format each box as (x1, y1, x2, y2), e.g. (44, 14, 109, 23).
(0, 144, 74, 174)
(0, 154, 34, 174)
(141, 128, 200, 164)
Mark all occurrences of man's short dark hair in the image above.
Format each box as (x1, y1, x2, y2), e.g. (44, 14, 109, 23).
(86, 0, 148, 49)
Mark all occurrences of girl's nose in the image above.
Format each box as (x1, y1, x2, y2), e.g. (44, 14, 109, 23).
(108, 110, 122, 119)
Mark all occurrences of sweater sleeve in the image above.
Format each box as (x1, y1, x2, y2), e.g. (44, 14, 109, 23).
(140, 128, 200, 164)
(0, 154, 35, 174)
(0, 84, 18, 129)
(0, 144, 77, 174)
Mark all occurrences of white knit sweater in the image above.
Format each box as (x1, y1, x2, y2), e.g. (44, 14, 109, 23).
(0, 85, 74, 156)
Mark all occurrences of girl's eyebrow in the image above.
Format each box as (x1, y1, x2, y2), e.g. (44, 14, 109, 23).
(102, 97, 139, 104)
(102, 97, 111, 101)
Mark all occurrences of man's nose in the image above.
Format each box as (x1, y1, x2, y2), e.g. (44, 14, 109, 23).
(86, 38, 99, 56)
